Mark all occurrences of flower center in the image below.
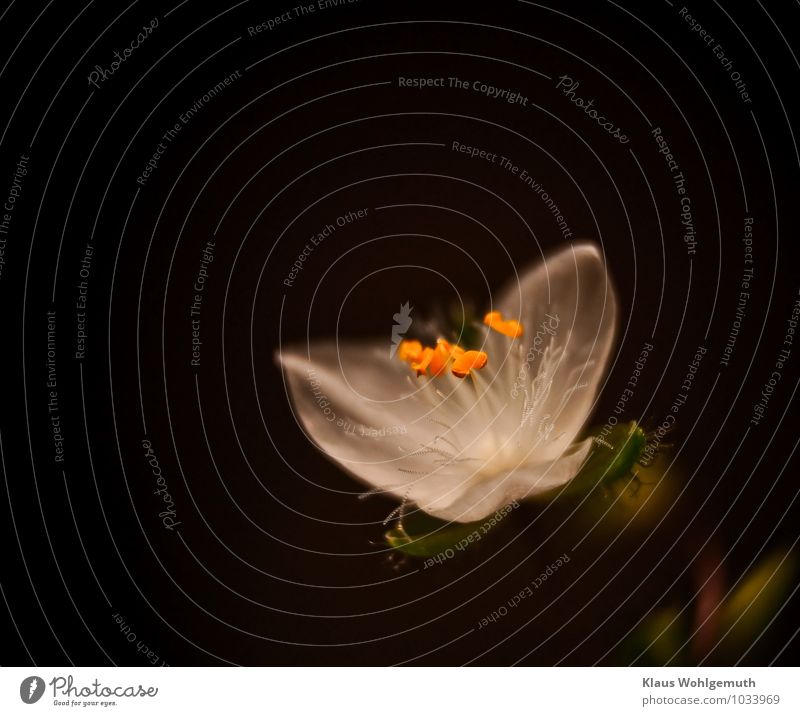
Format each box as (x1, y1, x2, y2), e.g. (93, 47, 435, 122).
(396, 310, 523, 378)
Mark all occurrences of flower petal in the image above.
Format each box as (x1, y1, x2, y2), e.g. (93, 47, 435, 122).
(418, 437, 594, 522)
(276, 341, 483, 502)
(491, 242, 617, 458)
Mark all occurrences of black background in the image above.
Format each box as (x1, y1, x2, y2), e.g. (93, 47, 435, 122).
(1, 0, 799, 665)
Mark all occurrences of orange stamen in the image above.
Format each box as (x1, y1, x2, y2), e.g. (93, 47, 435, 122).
(398, 335, 484, 378)
(428, 338, 461, 376)
(483, 310, 524, 338)
(410, 347, 434, 376)
(397, 339, 423, 363)
(451, 350, 488, 378)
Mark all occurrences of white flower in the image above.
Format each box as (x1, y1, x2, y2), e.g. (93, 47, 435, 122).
(276, 242, 617, 523)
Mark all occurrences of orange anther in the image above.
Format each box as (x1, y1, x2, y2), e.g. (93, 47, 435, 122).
(451, 350, 489, 378)
(401, 336, 481, 378)
(397, 339, 423, 363)
(428, 340, 453, 376)
(483, 311, 524, 338)
(410, 347, 434, 376)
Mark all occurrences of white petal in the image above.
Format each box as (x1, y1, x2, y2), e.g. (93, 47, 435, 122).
(491, 242, 617, 458)
(276, 341, 483, 503)
(419, 438, 594, 523)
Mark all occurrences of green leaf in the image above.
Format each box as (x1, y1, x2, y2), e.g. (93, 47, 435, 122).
(385, 509, 502, 559)
(548, 421, 647, 499)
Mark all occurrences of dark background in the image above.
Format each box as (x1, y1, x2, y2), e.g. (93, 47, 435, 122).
(0, 0, 799, 665)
